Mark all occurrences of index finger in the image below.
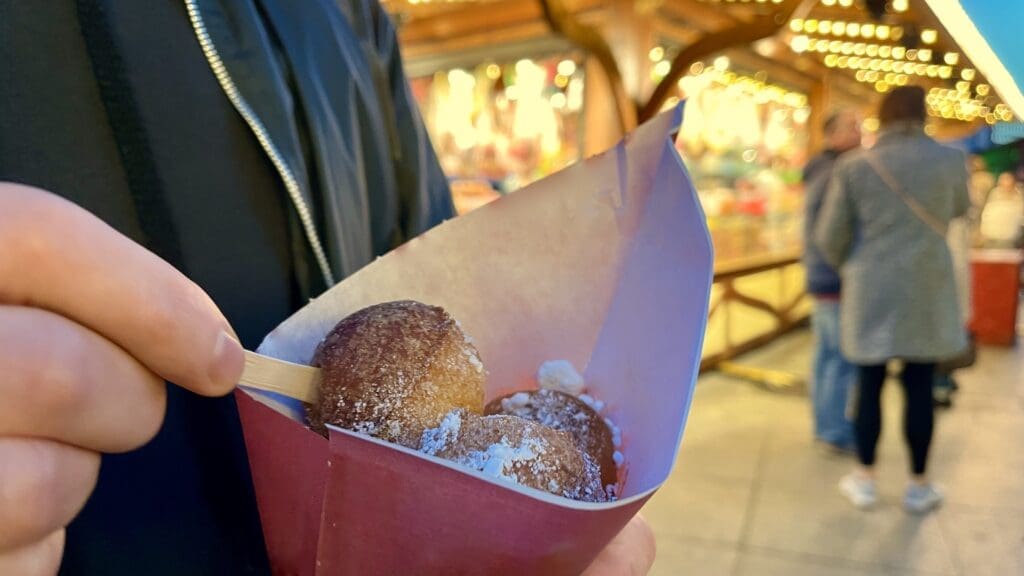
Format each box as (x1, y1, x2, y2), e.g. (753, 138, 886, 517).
(0, 183, 244, 395)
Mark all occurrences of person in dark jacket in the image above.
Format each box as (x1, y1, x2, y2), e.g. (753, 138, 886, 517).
(0, 1, 653, 574)
(802, 109, 862, 454)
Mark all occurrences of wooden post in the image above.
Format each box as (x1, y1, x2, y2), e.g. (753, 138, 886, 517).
(808, 78, 828, 155)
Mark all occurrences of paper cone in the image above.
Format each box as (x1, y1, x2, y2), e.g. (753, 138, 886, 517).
(238, 105, 713, 575)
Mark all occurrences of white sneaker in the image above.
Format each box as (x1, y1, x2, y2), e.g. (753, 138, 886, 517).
(839, 473, 878, 509)
(904, 483, 944, 514)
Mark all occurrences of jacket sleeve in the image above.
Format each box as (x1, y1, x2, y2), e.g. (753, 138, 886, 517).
(814, 160, 855, 269)
(802, 165, 830, 252)
(372, 4, 455, 239)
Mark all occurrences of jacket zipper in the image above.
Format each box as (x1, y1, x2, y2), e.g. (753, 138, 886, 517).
(184, 0, 335, 287)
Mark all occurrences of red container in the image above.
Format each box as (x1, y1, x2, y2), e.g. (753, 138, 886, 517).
(970, 249, 1022, 346)
(238, 107, 713, 575)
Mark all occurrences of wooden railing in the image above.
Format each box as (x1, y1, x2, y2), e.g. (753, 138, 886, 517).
(701, 251, 810, 372)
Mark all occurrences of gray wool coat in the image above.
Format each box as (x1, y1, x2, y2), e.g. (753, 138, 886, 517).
(814, 123, 970, 364)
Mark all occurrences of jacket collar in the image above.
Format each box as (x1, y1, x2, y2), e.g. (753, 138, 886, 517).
(876, 121, 926, 145)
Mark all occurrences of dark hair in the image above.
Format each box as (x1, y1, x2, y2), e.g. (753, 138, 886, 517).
(878, 86, 926, 126)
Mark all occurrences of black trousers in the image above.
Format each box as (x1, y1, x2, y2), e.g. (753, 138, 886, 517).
(855, 362, 936, 475)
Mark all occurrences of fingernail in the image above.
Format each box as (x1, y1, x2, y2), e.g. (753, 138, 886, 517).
(209, 329, 245, 392)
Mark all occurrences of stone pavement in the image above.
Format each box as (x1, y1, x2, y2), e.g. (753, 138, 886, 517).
(642, 329, 1024, 576)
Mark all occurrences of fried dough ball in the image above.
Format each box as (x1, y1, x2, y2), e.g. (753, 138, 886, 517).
(485, 389, 618, 489)
(308, 301, 485, 447)
(419, 410, 609, 502)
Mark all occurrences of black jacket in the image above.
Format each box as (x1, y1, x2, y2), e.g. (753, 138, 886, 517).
(802, 149, 843, 296)
(0, 1, 453, 573)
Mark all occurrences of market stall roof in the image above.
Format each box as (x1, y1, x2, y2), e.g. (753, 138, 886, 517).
(383, 0, 1017, 132)
(924, 0, 1024, 118)
(777, 0, 1017, 129)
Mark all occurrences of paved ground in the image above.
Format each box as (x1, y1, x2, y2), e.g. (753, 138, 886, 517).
(641, 328, 1024, 576)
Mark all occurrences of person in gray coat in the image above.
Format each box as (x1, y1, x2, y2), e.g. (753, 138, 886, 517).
(815, 86, 970, 513)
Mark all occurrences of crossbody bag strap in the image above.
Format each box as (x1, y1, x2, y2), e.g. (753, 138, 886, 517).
(76, 0, 186, 270)
(864, 151, 947, 237)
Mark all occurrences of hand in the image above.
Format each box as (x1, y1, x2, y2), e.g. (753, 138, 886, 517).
(0, 184, 245, 574)
(582, 514, 656, 576)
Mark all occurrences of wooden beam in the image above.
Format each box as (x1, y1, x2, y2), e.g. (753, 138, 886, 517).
(400, 26, 569, 74)
(724, 48, 818, 90)
(700, 317, 809, 371)
(398, 1, 541, 45)
(640, 0, 805, 121)
(650, 17, 704, 47)
(713, 251, 801, 282)
(539, 0, 638, 131)
(660, 0, 740, 32)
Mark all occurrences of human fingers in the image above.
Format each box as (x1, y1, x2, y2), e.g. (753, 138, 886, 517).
(0, 183, 243, 395)
(0, 529, 65, 576)
(0, 438, 98, 551)
(0, 306, 166, 453)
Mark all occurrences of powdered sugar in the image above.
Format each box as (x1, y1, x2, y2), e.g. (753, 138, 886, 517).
(463, 348, 485, 373)
(536, 360, 585, 396)
(469, 436, 546, 479)
(308, 301, 485, 447)
(501, 392, 531, 411)
(419, 412, 610, 502)
(420, 410, 464, 454)
(485, 389, 619, 497)
(606, 420, 622, 448)
(577, 394, 606, 414)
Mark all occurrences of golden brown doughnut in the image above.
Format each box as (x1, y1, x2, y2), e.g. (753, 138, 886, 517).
(308, 300, 486, 447)
(485, 389, 618, 490)
(420, 410, 609, 502)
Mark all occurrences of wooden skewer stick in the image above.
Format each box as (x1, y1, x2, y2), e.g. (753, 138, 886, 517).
(239, 350, 321, 403)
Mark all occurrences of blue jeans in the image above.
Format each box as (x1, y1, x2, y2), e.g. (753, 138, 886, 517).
(811, 299, 857, 448)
